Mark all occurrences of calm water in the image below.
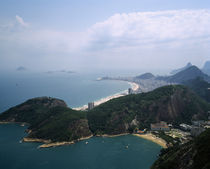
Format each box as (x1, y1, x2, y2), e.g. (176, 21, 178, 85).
(0, 72, 130, 112)
(0, 124, 161, 169)
(0, 72, 161, 169)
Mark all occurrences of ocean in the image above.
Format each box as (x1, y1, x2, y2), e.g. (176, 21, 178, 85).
(0, 71, 161, 169)
(0, 71, 130, 112)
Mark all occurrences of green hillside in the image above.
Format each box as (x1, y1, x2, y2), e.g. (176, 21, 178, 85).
(0, 85, 209, 142)
(183, 77, 210, 102)
(0, 97, 92, 142)
(151, 129, 210, 169)
(88, 85, 209, 135)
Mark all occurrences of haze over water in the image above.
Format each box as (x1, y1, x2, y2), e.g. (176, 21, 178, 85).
(0, 72, 130, 113)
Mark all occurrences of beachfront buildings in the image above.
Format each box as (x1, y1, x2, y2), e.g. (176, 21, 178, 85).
(88, 102, 94, 110)
(151, 121, 170, 131)
(128, 88, 133, 94)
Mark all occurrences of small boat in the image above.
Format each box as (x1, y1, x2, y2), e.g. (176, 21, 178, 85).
(85, 141, 88, 144)
(19, 140, 22, 143)
(125, 145, 128, 149)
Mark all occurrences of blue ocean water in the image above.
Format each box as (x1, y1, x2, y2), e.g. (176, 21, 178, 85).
(0, 72, 130, 112)
(0, 71, 162, 169)
(0, 124, 161, 169)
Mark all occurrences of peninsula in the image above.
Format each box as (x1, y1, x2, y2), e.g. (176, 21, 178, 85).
(0, 85, 209, 148)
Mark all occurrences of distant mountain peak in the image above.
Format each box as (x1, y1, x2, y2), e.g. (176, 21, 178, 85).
(202, 60, 210, 75)
(16, 66, 27, 71)
(168, 65, 210, 83)
(135, 73, 155, 79)
(170, 62, 192, 75)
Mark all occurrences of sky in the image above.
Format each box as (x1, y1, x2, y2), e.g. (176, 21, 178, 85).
(0, 0, 210, 74)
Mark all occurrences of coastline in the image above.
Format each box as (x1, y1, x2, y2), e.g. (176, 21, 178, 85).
(133, 133, 167, 148)
(73, 81, 140, 111)
(0, 122, 167, 149)
(23, 135, 93, 148)
(97, 133, 129, 137)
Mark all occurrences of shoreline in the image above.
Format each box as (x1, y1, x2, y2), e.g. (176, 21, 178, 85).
(23, 135, 93, 148)
(0, 122, 167, 149)
(73, 81, 140, 111)
(133, 133, 167, 148)
(22, 133, 166, 149)
(97, 133, 129, 138)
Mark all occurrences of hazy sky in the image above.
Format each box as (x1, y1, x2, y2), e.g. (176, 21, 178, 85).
(0, 0, 210, 73)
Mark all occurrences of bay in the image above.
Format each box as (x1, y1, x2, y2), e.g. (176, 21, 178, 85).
(0, 124, 161, 169)
(0, 72, 162, 169)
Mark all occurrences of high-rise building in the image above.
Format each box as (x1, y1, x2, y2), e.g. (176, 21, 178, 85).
(128, 88, 133, 94)
(88, 102, 94, 110)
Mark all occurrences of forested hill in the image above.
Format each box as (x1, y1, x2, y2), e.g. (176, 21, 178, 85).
(151, 129, 210, 169)
(87, 85, 209, 135)
(0, 97, 92, 142)
(0, 85, 209, 142)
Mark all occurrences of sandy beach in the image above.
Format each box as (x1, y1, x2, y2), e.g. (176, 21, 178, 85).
(73, 81, 140, 111)
(23, 135, 93, 148)
(133, 133, 167, 148)
(96, 133, 129, 138)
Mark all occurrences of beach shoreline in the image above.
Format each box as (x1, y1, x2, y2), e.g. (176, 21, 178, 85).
(23, 135, 93, 148)
(133, 133, 167, 148)
(73, 81, 140, 111)
(0, 122, 167, 149)
(22, 133, 167, 148)
(97, 133, 129, 137)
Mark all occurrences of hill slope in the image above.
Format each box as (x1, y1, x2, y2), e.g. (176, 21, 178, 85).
(0, 97, 92, 142)
(157, 66, 210, 83)
(135, 73, 155, 79)
(183, 77, 210, 102)
(151, 129, 210, 169)
(88, 85, 209, 135)
(0, 86, 209, 142)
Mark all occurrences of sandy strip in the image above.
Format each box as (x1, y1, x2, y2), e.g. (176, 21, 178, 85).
(23, 135, 93, 148)
(0, 121, 10, 124)
(39, 141, 75, 148)
(133, 133, 167, 148)
(97, 133, 129, 138)
(73, 82, 140, 111)
(23, 137, 51, 143)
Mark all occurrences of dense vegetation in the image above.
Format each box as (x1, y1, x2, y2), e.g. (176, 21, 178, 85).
(0, 85, 209, 142)
(28, 106, 91, 142)
(183, 77, 210, 102)
(88, 85, 209, 135)
(151, 129, 210, 169)
(0, 97, 92, 142)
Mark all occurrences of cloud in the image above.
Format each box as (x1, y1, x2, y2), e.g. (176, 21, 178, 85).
(87, 9, 210, 50)
(15, 15, 29, 27)
(2, 10, 210, 52)
(1, 10, 210, 71)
